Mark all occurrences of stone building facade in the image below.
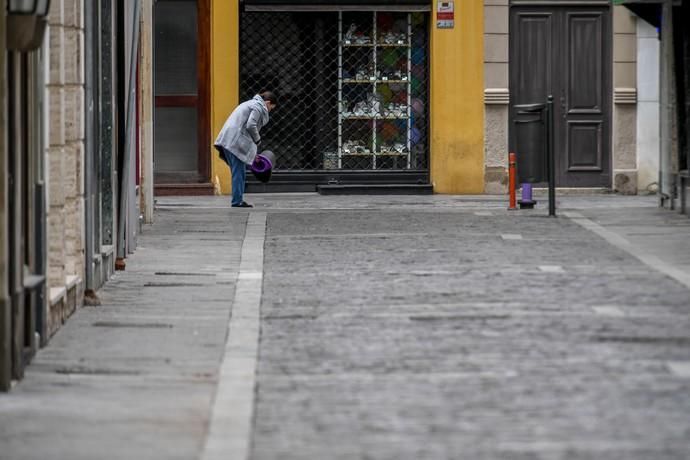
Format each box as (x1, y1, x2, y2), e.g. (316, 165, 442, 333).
(1, 0, 144, 390)
(46, 0, 86, 335)
(483, 2, 647, 195)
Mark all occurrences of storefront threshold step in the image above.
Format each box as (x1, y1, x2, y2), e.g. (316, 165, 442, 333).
(317, 184, 432, 195)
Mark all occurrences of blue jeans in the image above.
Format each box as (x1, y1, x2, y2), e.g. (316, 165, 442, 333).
(223, 149, 247, 206)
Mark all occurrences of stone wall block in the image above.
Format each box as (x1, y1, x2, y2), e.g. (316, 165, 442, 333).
(49, 25, 64, 84)
(484, 63, 508, 89)
(62, 145, 78, 199)
(47, 211, 65, 286)
(485, 34, 509, 63)
(484, 6, 508, 34)
(47, 0, 64, 26)
(76, 87, 85, 141)
(485, 105, 509, 167)
(74, 142, 85, 196)
(48, 87, 65, 146)
(63, 28, 79, 85)
(63, 198, 78, 275)
(76, 0, 84, 29)
(614, 34, 637, 64)
(485, 166, 509, 194)
(613, 5, 636, 35)
(47, 148, 66, 206)
(78, 30, 85, 86)
(614, 62, 636, 90)
(63, 0, 77, 28)
(64, 86, 85, 142)
(614, 105, 637, 170)
(63, 197, 85, 278)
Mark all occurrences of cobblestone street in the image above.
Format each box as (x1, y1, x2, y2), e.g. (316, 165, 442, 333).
(1, 194, 690, 460)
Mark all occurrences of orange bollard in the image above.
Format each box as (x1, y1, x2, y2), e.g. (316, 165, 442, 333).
(508, 152, 517, 210)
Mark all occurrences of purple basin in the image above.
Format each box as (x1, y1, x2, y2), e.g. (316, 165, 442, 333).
(251, 150, 275, 183)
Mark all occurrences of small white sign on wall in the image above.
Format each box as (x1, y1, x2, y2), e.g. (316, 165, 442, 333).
(437, 0, 455, 29)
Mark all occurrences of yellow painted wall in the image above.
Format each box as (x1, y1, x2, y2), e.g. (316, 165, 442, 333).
(211, 0, 485, 195)
(430, 0, 485, 194)
(210, 0, 239, 195)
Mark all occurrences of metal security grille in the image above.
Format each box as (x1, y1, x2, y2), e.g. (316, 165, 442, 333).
(240, 10, 429, 174)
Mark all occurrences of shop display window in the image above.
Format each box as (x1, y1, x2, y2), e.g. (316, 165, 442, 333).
(240, 10, 429, 172)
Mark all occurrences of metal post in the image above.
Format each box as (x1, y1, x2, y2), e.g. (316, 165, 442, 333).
(101, 0, 116, 249)
(547, 95, 556, 217)
(0, 0, 11, 391)
(659, 0, 675, 208)
(117, 0, 141, 261)
(508, 152, 517, 210)
(140, 0, 154, 224)
(84, 0, 96, 289)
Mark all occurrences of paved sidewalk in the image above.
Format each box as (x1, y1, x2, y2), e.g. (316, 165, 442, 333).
(1, 193, 689, 460)
(0, 205, 246, 460)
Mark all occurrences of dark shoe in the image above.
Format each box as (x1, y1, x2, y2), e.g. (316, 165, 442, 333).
(231, 201, 253, 208)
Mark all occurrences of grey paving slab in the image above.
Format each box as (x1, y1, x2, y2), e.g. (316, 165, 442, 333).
(2, 193, 689, 460)
(251, 196, 690, 460)
(0, 206, 245, 460)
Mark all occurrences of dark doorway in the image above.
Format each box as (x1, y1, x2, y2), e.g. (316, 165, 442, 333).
(153, 0, 211, 193)
(510, 6, 612, 187)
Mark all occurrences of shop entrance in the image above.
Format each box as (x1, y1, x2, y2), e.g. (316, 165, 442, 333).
(153, 0, 211, 194)
(240, 9, 430, 191)
(510, 6, 612, 187)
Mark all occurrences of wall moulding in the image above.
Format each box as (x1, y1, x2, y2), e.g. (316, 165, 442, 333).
(614, 87, 638, 104)
(484, 88, 510, 105)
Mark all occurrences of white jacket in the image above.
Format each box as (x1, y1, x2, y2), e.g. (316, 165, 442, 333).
(214, 95, 270, 165)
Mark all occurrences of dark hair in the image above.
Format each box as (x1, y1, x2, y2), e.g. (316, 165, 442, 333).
(260, 91, 278, 105)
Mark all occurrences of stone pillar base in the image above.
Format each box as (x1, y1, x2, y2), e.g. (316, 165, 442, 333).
(614, 169, 638, 195)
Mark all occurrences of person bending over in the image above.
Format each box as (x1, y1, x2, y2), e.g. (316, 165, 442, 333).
(214, 91, 278, 208)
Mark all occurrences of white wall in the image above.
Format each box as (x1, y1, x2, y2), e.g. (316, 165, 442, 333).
(636, 20, 660, 192)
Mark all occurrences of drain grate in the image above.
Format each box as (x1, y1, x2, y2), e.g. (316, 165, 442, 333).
(92, 321, 173, 329)
(409, 314, 511, 321)
(144, 282, 204, 287)
(594, 336, 690, 345)
(176, 229, 228, 234)
(264, 314, 318, 321)
(55, 366, 141, 376)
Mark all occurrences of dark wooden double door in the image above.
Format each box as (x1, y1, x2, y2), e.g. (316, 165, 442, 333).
(510, 6, 611, 187)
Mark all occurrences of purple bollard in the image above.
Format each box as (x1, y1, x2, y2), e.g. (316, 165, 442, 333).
(518, 183, 536, 209)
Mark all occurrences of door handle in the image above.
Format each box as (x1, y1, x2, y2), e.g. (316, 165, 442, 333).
(560, 96, 566, 119)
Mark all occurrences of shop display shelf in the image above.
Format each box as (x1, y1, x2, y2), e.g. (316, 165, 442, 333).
(374, 152, 408, 156)
(338, 11, 415, 171)
(342, 42, 375, 47)
(340, 152, 408, 157)
(341, 115, 410, 120)
(342, 43, 410, 48)
(342, 79, 409, 84)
